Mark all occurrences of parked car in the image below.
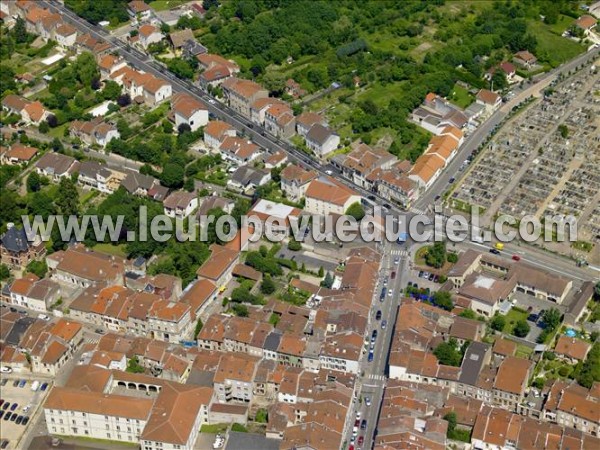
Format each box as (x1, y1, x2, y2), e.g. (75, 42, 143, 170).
(0, 411, 4, 420)
(10, 413, 17, 421)
(12, 380, 19, 387)
(0, 379, 7, 386)
(10, 403, 18, 411)
(512, 254, 521, 261)
(0, 367, 11, 373)
(22, 416, 29, 426)
(1, 403, 8, 410)
(41, 382, 48, 391)
(367, 351, 374, 362)
(2, 412, 10, 420)
(1, 439, 9, 449)
(418, 270, 424, 278)
(391, 271, 396, 279)
(0, 400, 3, 408)
(372, 329, 378, 340)
(18, 380, 26, 388)
(375, 310, 382, 320)
(16, 416, 23, 425)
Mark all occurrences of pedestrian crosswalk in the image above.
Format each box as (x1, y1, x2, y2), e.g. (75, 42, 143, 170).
(85, 336, 100, 345)
(411, 207, 427, 215)
(366, 374, 386, 381)
(391, 249, 409, 256)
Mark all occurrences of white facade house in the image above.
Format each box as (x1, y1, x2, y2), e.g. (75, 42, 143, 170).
(304, 177, 361, 216)
(172, 94, 209, 132)
(163, 191, 199, 219)
(305, 124, 340, 157)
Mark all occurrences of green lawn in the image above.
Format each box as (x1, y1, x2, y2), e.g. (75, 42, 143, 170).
(200, 424, 229, 434)
(93, 243, 128, 258)
(448, 83, 474, 109)
(528, 20, 585, 67)
(148, 0, 190, 11)
(503, 308, 528, 334)
(547, 14, 576, 35)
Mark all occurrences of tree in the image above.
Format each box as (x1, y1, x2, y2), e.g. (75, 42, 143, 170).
(46, 114, 58, 128)
(14, 17, 28, 44)
(513, 319, 530, 338)
(26, 260, 47, 278)
(491, 70, 507, 90)
(262, 72, 287, 95)
(160, 22, 171, 34)
(260, 276, 276, 295)
(232, 303, 249, 317)
(287, 239, 302, 251)
(255, 408, 268, 423)
(178, 123, 192, 134)
(160, 163, 185, 188)
(0, 264, 10, 281)
(126, 356, 145, 373)
(595, 281, 600, 300)
(38, 121, 49, 134)
(558, 124, 569, 139)
(443, 412, 457, 437)
(490, 314, 506, 332)
(56, 177, 79, 216)
(102, 80, 122, 101)
(576, 342, 600, 388)
(321, 271, 334, 288)
(541, 308, 561, 331)
(345, 202, 365, 221)
(74, 52, 99, 88)
(318, 266, 324, 277)
(433, 338, 462, 366)
(203, 0, 220, 10)
(27, 172, 42, 193)
(117, 93, 131, 107)
(194, 318, 203, 339)
(425, 241, 447, 269)
(432, 291, 453, 311)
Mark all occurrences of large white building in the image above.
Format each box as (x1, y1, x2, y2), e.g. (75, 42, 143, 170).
(304, 177, 361, 216)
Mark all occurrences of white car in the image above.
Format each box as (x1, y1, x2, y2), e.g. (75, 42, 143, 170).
(325, 170, 333, 175)
(208, 99, 216, 105)
(0, 366, 12, 373)
(38, 314, 50, 321)
(365, 397, 371, 406)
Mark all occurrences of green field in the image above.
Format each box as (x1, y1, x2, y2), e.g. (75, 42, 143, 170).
(93, 243, 128, 258)
(147, 0, 189, 11)
(528, 20, 585, 67)
(503, 308, 529, 334)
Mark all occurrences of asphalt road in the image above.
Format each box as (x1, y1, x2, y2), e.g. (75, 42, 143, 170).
(344, 241, 410, 449)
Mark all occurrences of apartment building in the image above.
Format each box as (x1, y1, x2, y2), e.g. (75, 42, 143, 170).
(221, 77, 268, 117)
(304, 176, 361, 216)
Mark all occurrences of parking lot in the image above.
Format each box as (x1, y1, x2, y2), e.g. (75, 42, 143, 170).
(0, 375, 52, 449)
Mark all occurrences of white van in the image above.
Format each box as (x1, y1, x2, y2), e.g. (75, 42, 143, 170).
(31, 380, 40, 392)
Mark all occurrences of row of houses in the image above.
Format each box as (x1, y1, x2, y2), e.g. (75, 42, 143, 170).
(385, 296, 600, 438)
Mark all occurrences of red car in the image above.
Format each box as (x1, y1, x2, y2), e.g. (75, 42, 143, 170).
(349, 445, 355, 450)
(390, 271, 396, 279)
(512, 255, 521, 261)
(358, 436, 364, 446)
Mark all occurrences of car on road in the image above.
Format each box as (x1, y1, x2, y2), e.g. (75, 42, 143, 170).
(383, 277, 388, 286)
(365, 397, 371, 406)
(208, 99, 216, 104)
(360, 419, 367, 430)
(372, 329, 378, 340)
(325, 170, 333, 175)
(381, 320, 387, 329)
(449, 177, 455, 183)
(41, 382, 48, 391)
(95, 328, 106, 334)
(394, 257, 399, 264)
(367, 195, 376, 201)
(391, 271, 396, 279)
(367, 351, 374, 362)
(434, 195, 441, 201)
(12, 380, 19, 387)
(375, 310, 382, 320)
(512, 254, 521, 261)
(383, 203, 391, 210)
(489, 248, 501, 255)
(0, 379, 7, 387)
(2, 412, 9, 421)
(388, 288, 393, 297)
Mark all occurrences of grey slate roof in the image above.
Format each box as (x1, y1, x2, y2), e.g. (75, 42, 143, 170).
(1, 227, 33, 253)
(459, 341, 491, 386)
